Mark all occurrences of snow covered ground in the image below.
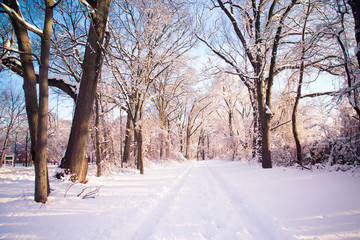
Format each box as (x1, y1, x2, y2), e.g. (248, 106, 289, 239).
(1, 160, 360, 240)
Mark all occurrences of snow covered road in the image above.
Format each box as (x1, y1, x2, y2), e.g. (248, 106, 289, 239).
(1, 160, 360, 239)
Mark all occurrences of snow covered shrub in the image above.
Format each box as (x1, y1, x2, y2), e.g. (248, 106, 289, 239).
(302, 128, 360, 167)
(272, 145, 296, 166)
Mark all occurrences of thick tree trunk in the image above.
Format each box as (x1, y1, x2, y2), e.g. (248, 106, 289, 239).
(60, 0, 111, 182)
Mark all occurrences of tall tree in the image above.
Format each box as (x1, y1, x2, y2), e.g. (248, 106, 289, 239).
(60, 0, 112, 182)
(292, 2, 312, 166)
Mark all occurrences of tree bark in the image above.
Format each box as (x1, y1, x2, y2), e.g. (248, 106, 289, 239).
(60, 0, 111, 182)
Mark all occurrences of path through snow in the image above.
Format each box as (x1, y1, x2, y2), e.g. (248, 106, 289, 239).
(1, 160, 360, 239)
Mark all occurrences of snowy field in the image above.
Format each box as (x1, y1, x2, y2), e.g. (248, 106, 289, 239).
(1, 160, 360, 240)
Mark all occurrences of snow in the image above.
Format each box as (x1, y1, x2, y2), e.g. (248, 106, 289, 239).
(1, 160, 360, 240)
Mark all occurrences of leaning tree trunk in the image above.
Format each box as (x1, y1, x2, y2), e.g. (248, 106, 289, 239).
(60, 0, 111, 182)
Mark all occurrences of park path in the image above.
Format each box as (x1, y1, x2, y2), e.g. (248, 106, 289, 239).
(106, 160, 288, 240)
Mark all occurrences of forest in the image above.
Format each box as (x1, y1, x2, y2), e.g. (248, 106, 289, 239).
(0, 0, 359, 203)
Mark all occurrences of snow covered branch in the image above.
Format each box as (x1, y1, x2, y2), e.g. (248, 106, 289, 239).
(0, 3, 44, 37)
(300, 91, 338, 99)
(1, 56, 78, 100)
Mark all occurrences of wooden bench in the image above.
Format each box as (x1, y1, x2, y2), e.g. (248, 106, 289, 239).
(3, 154, 14, 167)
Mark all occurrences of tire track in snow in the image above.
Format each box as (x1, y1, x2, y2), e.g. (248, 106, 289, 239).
(129, 163, 196, 240)
(206, 161, 293, 240)
(107, 162, 195, 240)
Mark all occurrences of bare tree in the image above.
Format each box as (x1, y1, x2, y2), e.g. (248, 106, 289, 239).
(184, 96, 212, 159)
(150, 59, 195, 159)
(107, 0, 195, 172)
(0, 86, 25, 167)
(199, 0, 299, 168)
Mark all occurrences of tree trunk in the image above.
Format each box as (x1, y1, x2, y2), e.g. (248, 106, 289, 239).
(34, 0, 54, 203)
(257, 80, 272, 168)
(185, 121, 191, 159)
(292, 97, 302, 165)
(123, 110, 134, 164)
(14, 133, 17, 167)
(179, 127, 184, 154)
(342, 1, 360, 119)
(292, 2, 311, 166)
(25, 130, 29, 167)
(60, 0, 111, 182)
(159, 114, 166, 159)
(134, 126, 144, 174)
(119, 109, 123, 165)
(165, 120, 171, 159)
